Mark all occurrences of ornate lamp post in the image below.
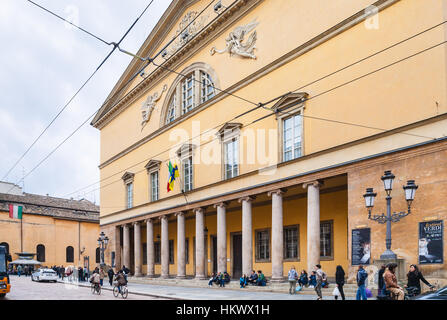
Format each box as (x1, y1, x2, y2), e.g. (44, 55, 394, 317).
(97, 232, 109, 267)
(363, 170, 418, 259)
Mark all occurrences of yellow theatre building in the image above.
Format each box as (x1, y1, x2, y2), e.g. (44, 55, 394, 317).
(0, 182, 100, 269)
(93, 0, 447, 285)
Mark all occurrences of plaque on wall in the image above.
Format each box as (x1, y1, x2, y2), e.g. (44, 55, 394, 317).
(419, 220, 443, 264)
(352, 228, 371, 265)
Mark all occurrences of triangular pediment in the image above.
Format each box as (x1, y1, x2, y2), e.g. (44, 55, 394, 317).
(272, 92, 309, 113)
(144, 160, 162, 171)
(121, 172, 135, 182)
(216, 123, 242, 138)
(176, 143, 197, 158)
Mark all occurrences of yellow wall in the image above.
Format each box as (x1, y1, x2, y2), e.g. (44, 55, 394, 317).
(0, 210, 99, 268)
(98, 0, 447, 218)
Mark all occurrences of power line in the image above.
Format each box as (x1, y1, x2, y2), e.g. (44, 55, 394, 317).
(66, 39, 446, 199)
(3, 0, 157, 186)
(5, 0, 219, 192)
(63, 21, 447, 198)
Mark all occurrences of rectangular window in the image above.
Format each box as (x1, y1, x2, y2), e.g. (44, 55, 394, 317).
(255, 229, 270, 262)
(150, 171, 159, 202)
(283, 113, 302, 162)
(126, 182, 133, 209)
(185, 238, 189, 264)
(154, 242, 161, 264)
(320, 221, 333, 259)
(182, 73, 195, 114)
(111, 252, 115, 267)
(284, 225, 299, 260)
(182, 156, 193, 192)
(169, 240, 174, 264)
(224, 138, 239, 179)
(201, 71, 215, 103)
(143, 243, 147, 265)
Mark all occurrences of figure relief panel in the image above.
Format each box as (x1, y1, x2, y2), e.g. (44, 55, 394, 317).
(141, 84, 168, 130)
(210, 19, 259, 59)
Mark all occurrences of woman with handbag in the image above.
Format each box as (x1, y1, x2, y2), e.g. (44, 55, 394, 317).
(335, 265, 346, 300)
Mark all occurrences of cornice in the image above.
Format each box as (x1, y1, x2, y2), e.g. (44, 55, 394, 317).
(92, 0, 260, 129)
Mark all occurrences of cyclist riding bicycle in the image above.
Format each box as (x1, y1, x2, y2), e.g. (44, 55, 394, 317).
(404, 264, 435, 296)
(90, 269, 101, 291)
(114, 270, 127, 293)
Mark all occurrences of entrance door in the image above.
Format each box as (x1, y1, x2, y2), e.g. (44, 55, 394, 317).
(232, 234, 242, 279)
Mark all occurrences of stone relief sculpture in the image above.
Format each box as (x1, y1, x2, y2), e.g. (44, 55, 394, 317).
(141, 84, 168, 130)
(210, 19, 259, 59)
(167, 11, 210, 56)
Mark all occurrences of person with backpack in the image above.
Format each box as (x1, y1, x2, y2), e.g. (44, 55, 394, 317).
(315, 264, 327, 300)
(288, 265, 298, 294)
(335, 265, 346, 300)
(356, 264, 368, 300)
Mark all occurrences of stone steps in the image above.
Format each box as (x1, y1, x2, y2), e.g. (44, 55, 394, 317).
(128, 276, 364, 297)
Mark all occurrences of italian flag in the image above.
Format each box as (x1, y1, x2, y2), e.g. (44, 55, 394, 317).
(9, 204, 23, 219)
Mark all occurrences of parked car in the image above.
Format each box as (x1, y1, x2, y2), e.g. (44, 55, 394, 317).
(31, 268, 58, 282)
(411, 286, 447, 300)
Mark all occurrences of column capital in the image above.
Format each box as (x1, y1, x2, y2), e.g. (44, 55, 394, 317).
(193, 207, 205, 214)
(144, 218, 154, 224)
(213, 201, 229, 209)
(122, 223, 131, 228)
(267, 188, 287, 197)
(175, 212, 185, 217)
(159, 215, 168, 221)
(238, 195, 256, 203)
(132, 221, 141, 227)
(302, 180, 324, 189)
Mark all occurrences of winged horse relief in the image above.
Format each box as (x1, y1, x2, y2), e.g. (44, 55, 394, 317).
(141, 84, 168, 130)
(210, 19, 259, 59)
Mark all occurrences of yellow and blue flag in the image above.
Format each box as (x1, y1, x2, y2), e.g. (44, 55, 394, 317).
(167, 161, 179, 192)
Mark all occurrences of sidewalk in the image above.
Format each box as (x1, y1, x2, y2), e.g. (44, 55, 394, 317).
(58, 279, 368, 300)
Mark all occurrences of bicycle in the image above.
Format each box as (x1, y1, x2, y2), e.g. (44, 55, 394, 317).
(91, 282, 101, 295)
(113, 283, 128, 299)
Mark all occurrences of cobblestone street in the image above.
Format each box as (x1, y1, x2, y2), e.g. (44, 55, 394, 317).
(3, 276, 166, 300)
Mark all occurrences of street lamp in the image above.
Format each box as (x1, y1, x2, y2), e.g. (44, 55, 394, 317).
(363, 170, 418, 260)
(97, 231, 109, 267)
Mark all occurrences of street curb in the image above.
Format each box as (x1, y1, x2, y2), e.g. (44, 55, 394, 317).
(56, 280, 188, 300)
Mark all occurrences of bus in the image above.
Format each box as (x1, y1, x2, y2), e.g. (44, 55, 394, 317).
(0, 246, 11, 298)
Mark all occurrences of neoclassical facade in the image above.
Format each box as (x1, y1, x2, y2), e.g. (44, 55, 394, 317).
(92, 0, 447, 285)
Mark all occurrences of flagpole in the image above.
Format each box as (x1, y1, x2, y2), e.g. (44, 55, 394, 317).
(21, 215, 23, 252)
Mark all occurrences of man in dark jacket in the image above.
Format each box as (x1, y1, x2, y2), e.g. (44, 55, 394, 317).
(377, 265, 386, 297)
(108, 267, 115, 286)
(248, 270, 258, 285)
(335, 265, 346, 300)
(356, 265, 368, 300)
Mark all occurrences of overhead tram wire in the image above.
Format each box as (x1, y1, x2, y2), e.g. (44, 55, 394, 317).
(62, 21, 447, 198)
(3, 1, 158, 190)
(5, 0, 219, 193)
(67, 39, 447, 199)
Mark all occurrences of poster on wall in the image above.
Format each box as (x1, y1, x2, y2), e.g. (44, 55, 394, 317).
(419, 220, 443, 264)
(352, 228, 371, 265)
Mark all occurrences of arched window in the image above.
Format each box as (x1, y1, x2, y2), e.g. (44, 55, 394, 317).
(161, 63, 219, 126)
(36, 244, 45, 262)
(66, 246, 74, 263)
(0, 242, 9, 255)
(96, 247, 100, 264)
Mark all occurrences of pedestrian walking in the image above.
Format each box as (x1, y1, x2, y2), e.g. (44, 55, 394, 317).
(99, 267, 105, 286)
(288, 265, 298, 294)
(335, 265, 346, 300)
(356, 264, 368, 300)
(108, 267, 115, 286)
(17, 265, 22, 277)
(314, 264, 326, 300)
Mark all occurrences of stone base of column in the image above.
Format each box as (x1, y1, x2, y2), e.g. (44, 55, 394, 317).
(194, 275, 207, 280)
(134, 273, 142, 277)
(270, 277, 285, 283)
(161, 274, 170, 279)
(146, 274, 156, 278)
(176, 275, 186, 279)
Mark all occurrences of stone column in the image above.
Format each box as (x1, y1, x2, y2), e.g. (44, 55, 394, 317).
(146, 219, 154, 277)
(239, 196, 256, 276)
(303, 181, 323, 273)
(122, 224, 130, 270)
(194, 208, 206, 279)
(268, 189, 287, 281)
(214, 202, 228, 273)
(160, 215, 169, 279)
(133, 222, 142, 277)
(176, 212, 186, 279)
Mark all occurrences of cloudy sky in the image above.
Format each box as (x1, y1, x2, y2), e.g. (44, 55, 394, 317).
(0, 0, 172, 204)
